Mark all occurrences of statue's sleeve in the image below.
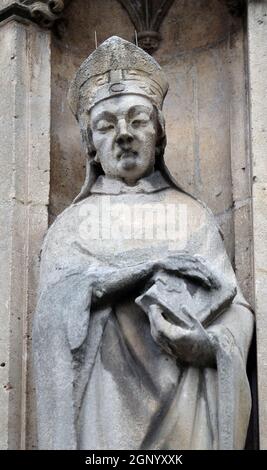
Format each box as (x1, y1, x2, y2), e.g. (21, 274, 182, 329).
(33, 213, 154, 450)
(198, 207, 254, 362)
(33, 217, 95, 449)
(196, 206, 254, 449)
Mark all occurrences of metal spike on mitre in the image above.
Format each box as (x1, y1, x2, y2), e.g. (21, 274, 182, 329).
(94, 31, 98, 49)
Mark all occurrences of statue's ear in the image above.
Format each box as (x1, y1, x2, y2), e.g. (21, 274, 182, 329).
(155, 107, 166, 140)
(80, 123, 97, 160)
(154, 106, 166, 161)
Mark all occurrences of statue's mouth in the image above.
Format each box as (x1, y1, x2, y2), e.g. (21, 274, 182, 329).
(117, 150, 138, 160)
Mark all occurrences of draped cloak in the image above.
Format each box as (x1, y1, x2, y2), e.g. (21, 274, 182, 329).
(33, 171, 254, 450)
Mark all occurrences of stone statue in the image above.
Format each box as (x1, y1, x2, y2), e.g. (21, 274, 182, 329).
(33, 36, 254, 450)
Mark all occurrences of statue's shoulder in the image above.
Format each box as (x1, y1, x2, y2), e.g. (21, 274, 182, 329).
(163, 186, 222, 239)
(42, 197, 93, 252)
(163, 186, 213, 216)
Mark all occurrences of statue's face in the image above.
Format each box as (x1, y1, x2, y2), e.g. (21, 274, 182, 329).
(89, 94, 157, 184)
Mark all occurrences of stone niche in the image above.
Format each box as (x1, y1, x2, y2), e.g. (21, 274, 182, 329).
(49, 0, 252, 301)
(26, 0, 255, 449)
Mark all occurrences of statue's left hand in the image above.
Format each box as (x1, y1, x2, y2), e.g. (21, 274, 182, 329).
(148, 304, 216, 367)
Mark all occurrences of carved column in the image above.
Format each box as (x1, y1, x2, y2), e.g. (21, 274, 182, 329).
(0, 0, 59, 450)
(247, 0, 267, 450)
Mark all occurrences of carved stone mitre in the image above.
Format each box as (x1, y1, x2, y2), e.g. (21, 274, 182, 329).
(68, 36, 169, 120)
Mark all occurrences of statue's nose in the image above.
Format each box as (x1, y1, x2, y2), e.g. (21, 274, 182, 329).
(116, 121, 134, 147)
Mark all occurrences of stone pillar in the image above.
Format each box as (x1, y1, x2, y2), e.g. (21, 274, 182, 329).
(0, 3, 51, 449)
(247, 0, 267, 450)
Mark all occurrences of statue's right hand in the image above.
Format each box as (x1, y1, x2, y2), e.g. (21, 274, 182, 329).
(147, 304, 216, 367)
(155, 253, 220, 290)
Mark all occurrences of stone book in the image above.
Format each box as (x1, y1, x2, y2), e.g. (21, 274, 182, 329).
(136, 270, 237, 329)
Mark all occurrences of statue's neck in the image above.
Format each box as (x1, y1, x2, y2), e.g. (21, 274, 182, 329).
(106, 168, 155, 187)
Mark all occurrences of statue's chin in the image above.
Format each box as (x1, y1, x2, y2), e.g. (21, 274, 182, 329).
(120, 156, 137, 171)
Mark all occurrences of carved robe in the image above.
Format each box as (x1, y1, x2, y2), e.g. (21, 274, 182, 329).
(33, 171, 253, 450)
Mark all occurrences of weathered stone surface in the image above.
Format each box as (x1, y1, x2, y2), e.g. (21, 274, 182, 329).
(0, 19, 50, 449)
(247, 0, 267, 450)
(0, 0, 250, 450)
(33, 35, 253, 450)
(227, 23, 253, 305)
(0, 0, 15, 8)
(0, 1, 70, 28)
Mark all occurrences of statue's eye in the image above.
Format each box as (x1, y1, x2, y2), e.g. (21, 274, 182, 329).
(131, 118, 149, 128)
(96, 121, 115, 132)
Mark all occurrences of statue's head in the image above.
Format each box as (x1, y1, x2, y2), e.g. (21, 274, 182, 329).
(68, 36, 169, 199)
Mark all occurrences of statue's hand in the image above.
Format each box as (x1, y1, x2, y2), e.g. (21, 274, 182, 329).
(155, 253, 220, 290)
(148, 304, 216, 367)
